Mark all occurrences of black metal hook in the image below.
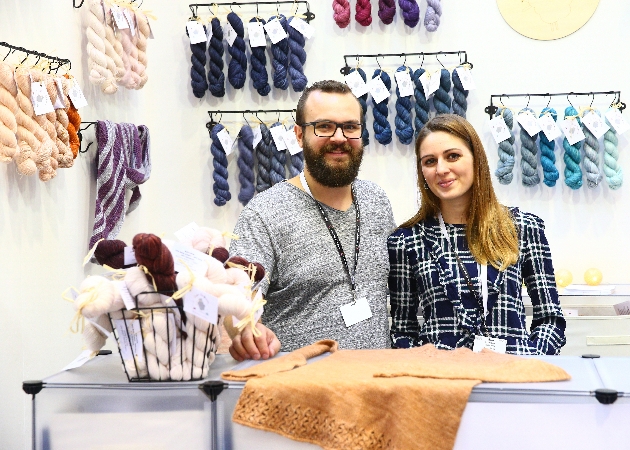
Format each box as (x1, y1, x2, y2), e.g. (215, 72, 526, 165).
(77, 122, 97, 154)
(525, 95, 530, 109)
(567, 93, 575, 109)
(3, 48, 11, 61)
(590, 93, 595, 108)
(73, 0, 86, 7)
(435, 55, 445, 69)
(545, 94, 551, 109)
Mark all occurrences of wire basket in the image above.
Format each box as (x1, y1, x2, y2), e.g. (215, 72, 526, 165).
(108, 291, 220, 382)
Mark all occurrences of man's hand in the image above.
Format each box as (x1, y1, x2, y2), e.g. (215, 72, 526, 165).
(229, 323, 281, 362)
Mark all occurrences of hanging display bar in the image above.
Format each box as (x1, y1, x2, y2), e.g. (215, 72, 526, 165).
(73, 0, 143, 8)
(189, 1, 315, 22)
(339, 50, 470, 75)
(207, 109, 296, 129)
(0, 41, 71, 72)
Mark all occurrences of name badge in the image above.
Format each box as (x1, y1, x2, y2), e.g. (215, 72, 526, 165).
(472, 335, 507, 354)
(340, 297, 372, 327)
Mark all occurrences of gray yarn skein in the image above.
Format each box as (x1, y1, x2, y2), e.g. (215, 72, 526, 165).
(581, 112, 603, 188)
(255, 123, 273, 193)
(494, 107, 516, 185)
(518, 108, 541, 186)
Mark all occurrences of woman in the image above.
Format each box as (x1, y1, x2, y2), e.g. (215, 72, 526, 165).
(388, 114, 565, 355)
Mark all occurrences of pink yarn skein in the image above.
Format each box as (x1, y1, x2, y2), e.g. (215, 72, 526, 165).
(355, 0, 373, 26)
(333, 0, 351, 28)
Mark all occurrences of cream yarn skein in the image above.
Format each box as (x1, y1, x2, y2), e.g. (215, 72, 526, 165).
(74, 275, 117, 319)
(125, 266, 164, 307)
(134, 9, 150, 88)
(191, 227, 228, 253)
(45, 75, 74, 168)
(85, 0, 119, 94)
(0, 62, 19, 163)
(83, 314, 112, 352)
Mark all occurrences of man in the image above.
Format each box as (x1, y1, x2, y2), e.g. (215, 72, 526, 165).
(229, 80, 396, 361)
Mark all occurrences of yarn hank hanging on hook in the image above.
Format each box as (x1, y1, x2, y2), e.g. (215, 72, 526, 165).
(378, 0, 396, 25)
(494, 107, 516, 185)
(371, 69, 393, 145)
(248, 17, 271, 96)
(398, 0, 420, 28)
(603, 114, 623, 189)
(256, 123, 273, 193)
(269, 14, 290, 90)
(227, 12, 248, 89)
(581, 111, 603, 189)
(208, 18, 226, 97)
(237, 124, 256, 205)
(538, 108, 560, 187)
(355, 0, 373, 26)
(394, 66, 414, 145)
(333, 0, 351, 28)
(287, 17, 308, 92)
(211, 123, 231, 206)
(433, 68, 451, 115)
(424, 0, 442, 32)
(412, 67, 429, 136)
(562, 106, 583, 190)
(518, 107, 541, 187)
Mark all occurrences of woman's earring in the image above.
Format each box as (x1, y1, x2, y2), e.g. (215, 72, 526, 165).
(424, 181, 429, 190)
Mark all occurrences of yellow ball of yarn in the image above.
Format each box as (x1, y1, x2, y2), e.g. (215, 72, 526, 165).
(584, 268, 603, 286)
(555, 269, 573, 288)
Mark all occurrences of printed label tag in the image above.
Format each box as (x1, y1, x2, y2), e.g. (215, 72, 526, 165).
(62, 350, 94, 372)
(489, 115, 512, 144)
(115, 280, 137, 310)
(187, 21, 207, 45)
(123, 246, 137, 265)
(419, 71, 432, 96)
(394, 70, 414, 97)
(111, 5, 130, 29)
(269, 124, 288, 151)
(224, 20, 237, 46)
(604, 108, 630, 135)
(455, 66, 476, 90)
(537, 114, 563, 141)
(113, 319, 144, 362)
(217, 128, 235, 156)
(344, 70, 369, 98)
(163, 240, 211, 277)
(247, 21, 267, 47)
(288, 16, 314, 39)
(472, 336, 507, 354)
(174, 221, 200, 243)
(30, 81, 55, 116)
(428, 70, 442, 97)
(581, 111, 610, 139)
(252, 126, 263, 148)
(283, 129, 303, 155)
(123, 7, 136, 36)
(560, 118, 586, 145)
(53, 78, 66, 109)
(68, 78, 88, 109)
(516, 110, 542, 137)
(340, 297, 372, 327)
(368, 76, 389, 104)
(184, 286, 219, 325)
(264, 19, 288, 44)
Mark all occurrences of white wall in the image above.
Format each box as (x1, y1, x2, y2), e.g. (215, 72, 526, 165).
(1, 1, 628, 448)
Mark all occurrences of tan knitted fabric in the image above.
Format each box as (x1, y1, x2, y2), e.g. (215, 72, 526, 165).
(222, 341, 570, 450)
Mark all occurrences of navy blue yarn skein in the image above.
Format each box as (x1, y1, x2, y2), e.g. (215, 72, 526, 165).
(269, 122, 287, 185)
(237, 124, 256, 205)
(538, 108, 560, 187)
(210, 124, 231, 206)
(287, 17, 308, 92)
(371, 69, 393, 145)
(433, 68, 452, 115)
(248, 18, 271, 96)
(227, 12, 247, 89)
(269, 14, 290, 90)
(256, 123, 273, 193)
(207, 18, 225, 97)
(451, 67, 468, 118)
(349, 67, 370, 146)
(394, 66, 414, 145)
(285, 126, 305, 177)
(412, 68, 429, 136)
(188, 24, 208, 98)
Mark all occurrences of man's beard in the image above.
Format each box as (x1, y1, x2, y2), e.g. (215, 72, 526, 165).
(302, 139, 364, 187)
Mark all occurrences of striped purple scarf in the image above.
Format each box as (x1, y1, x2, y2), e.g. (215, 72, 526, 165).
(89, 120, 151, 249)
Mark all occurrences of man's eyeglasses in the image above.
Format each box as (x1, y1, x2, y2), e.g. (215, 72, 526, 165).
(300, 121, 364, 139)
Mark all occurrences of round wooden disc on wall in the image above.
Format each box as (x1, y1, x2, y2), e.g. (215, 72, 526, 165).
(496, 0, 599, 40)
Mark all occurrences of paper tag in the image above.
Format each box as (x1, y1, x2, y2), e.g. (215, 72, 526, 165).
(455, 66, 476, 90)
(184, 286, 219, 325)
(174, 221, 200, 243)
(123, 7, 136, 36)
(537, 114, 563, 141)
(560, 118, 586, 145)
(111, 5, 130, 29)
(368, 76, 389, 104)
(62, 350, 94, 372)
(53, 78, 66, 109)
(252, 289, 264, 322)
(288, 16, 315, 39)
(147, 18, 155, 39)
(87, 317, 112, 337)
(283, 129, 302, 155)
(217, 128, 235, 156)
(247, 21, 267, 47)
(340, 297, 372, 327)
(428, 71, 442, 96)
(581, 111, 610, 139)
(252, 126, 263, 148)
(344, 70, 369, 98)
(394, 70, 414, 97)
(113, 319, 144, 362)
(489, 115, 512, 144)
(419, 71, 432, 97)
(604, 108, 630, 135)
(472, 336, 507, 354)
(68, 78, 88, 109)
(264, 19, 288, 44)
(163, 240, 212, 277)
(269, 124, 288, 151)
(187, 21, 207, 44)
(613, 300, 630, 315)
(30, 81, 55, 116)
(123, 247, 137, 265)
(224, 20, 237, 46)
(516, 110, 542, 137)
(115, 280, 137, 310)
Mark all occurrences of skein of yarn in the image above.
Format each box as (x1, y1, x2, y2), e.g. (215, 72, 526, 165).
(134, 9, 150, 89)
(355, 0, 373, 26)
(84, 0, 118, 94)
(378, 0, 397, 24)
(269, 14, 290, 90)
(349, 68, 369, 146)
(563, 106, 583, 190)
(603, 114, 623, 189)
(433, 68, 452, 115)
(287, 16, 308, 92)
(227, 12, 248, 89)
(398, 0, 420, 28)
(394, 66, 414, 145)
(538, 108, 560, 187)
(494, 107, 516, 185)
(66, 99, 81, 158)
(581, 111, 603, 189)
(269, 122, 286, 186)
(284, 125, 304, 177)
(133, 233, 177, 292)
(371, 69, 393, 145)
(210, 123, 231, 206)
(248, 17, 271, 96)
(256, 123, 273, 193)
(518, 108, 541, 187)
(0, 62, 19, 163)
(94, 239, 128, 269)
(424, 0, 442, 31)
(451, 67, 468, 118)
(208, 17, 226, 97)
(333, 0, 351, 28)
(237, 124, 256, 205)
(412, 67, 429, 136)
(188, 23, 208, 98)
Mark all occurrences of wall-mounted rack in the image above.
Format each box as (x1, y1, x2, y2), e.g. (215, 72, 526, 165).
(78, 122, 97, 153)
(189, 1, 315, 22)
(207, 109, 297, 131)
(0, 41, 71, 72)
(339, 50, 471, 75)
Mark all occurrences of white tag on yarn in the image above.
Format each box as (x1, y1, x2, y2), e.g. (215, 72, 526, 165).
(174, 221, 200, 243)
(52, 78, 66, 109)
(605, 108, 630, 135)
(163, 240, 211, 277)
(344, 70, 369, 98)
(184, 287, 219, 325)
(87, 317, 112, 337)
(473, 336, 507, 354)
(62, 350, 94, 372)
(581, 111, 610, 139)
(115, 280, 137, 310)
(187, 21, 207, 44)
(264, 19, 287, 44)
(224, 20, 237, 46)
(516, 110, 542, 137)
(489, 115, 512, 144)
(394, 70, 414, 97)
(247, 21, 267, 47)
(289, 16, 314, 39)
(560, 118, 586, 145)
(123, 7, 136, 36)
(252, 126, 263, 148)
(368, 76, 389, 104)
(418, 71, 432, 97)
(428, 70, 442, 96)
(111, 5, 129, 30)
(123, 246, 137, 265)
(270, 124, 288, 150)
(113, 319, 144, 362)
(217, 128, 235, 156)
(455, 66, 476, 90)
(283, 129, 303, 155)
(68, 78, 88, 109)
(340, 297, 372, 328)
(147, 18, 155, 39)
(30, 81, 55, 116)
(537, 114, 563, 141)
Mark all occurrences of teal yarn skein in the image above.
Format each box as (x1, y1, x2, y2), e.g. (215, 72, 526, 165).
(433, 68, 451, 115)
(603, 113, 623, 189)
(562, 106, 583, 190)
(518, 107, 541, 186)
(538, 108, 560, 187)
(581, 111, 603, 188)
(494, 107, 516, 185)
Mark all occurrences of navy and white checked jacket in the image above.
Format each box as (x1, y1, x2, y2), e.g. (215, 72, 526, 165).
(388, 208, 566, 355)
